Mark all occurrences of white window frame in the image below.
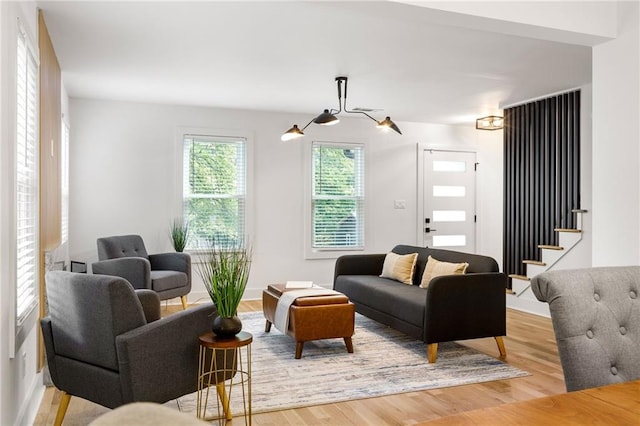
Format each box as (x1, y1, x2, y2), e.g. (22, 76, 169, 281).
(304, 140, 367, 259)
(176, 127, 253, 252)
(11, 18, 39, 357)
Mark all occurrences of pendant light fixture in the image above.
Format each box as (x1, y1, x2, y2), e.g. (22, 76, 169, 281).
(281, 76, 402, 141)
(475, 115, 504, 130)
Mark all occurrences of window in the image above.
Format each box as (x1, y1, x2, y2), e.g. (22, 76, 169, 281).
(311, 142, 365, 250)
(15, 23, 39, 341)
(183, 134, 246, 249)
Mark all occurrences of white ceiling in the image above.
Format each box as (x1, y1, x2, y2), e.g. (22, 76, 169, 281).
(38, 1, 593, 125)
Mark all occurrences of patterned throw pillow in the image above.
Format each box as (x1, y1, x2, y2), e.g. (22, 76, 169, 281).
(380, 252, 418, 285)
(419, 255, 469, 288)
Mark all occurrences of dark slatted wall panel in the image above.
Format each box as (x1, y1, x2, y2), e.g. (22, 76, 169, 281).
(503, 90, 581, 286)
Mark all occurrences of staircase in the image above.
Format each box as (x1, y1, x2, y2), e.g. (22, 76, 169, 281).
(509, 209, 587, 297)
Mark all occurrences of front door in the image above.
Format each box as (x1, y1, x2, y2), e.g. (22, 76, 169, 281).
(420, 150, 476, 252)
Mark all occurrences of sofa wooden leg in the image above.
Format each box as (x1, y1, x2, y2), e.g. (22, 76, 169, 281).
(344, 337, 354, 353)
(54, 391, 71, 426)
(427, 343, 438, 363)
(265, 320, 272, 333)
(495, 336, 507, 359)
(295, 342, 304, 359)
(180, 296, 188, 310)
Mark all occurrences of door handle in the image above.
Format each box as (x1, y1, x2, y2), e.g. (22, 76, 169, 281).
(425, 227, 437, 233)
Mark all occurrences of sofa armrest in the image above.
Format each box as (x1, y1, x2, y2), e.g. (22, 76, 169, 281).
(149, 252, 191, 276)
(333, 254, 387, 284)
(135, 290, 161, 323)
(115, 303, 216, 403)
(40, 317, 60, 386)
(92, 258, 152, 290)
(424, 272, 507, 344)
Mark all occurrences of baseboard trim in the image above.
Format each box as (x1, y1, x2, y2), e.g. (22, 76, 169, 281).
(506, 295, 550, 318)
(17, 371, 45, 426)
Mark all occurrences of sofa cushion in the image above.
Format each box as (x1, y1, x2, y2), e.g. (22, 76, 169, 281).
(419, 256, 469, 288)
(335, 275, 426, 328)
(97, 235, 149, 260)
(380, 252, 418, 285)
(392, 245, 498, 286)
(150, 270, 188, 292)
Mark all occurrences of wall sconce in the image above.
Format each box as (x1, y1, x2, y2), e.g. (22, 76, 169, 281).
(476, 115, 504, 130)
(282, 76, 402, 141)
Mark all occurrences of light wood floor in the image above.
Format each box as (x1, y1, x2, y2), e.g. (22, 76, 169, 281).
(34, 300, 565, 425)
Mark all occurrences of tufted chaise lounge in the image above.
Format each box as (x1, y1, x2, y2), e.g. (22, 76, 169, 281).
(532, 266, 640, 391)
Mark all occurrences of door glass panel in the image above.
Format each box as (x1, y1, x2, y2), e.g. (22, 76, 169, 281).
(433, 185, 465, 197)
(433, 235, 466, 247)
(422, 150, 476, 253)
(433, 210, 466, 222)
(433, 160, 466, 172)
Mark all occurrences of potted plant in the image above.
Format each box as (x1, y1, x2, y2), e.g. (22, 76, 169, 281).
(170, 219, 189, 252)
(197, 240, 252, 337)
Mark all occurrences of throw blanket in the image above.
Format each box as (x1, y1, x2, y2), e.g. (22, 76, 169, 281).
(273, 287, 342, 333)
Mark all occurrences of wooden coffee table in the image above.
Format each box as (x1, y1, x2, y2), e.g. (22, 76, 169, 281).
(262, 284, 355, 359)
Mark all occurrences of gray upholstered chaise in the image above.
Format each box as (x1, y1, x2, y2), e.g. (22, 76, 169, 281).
(532, 266, 640, 391)
(92, 234, 191, 308)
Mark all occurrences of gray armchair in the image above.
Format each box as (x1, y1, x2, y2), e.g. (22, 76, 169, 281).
(41, 271, 224, 425)
(532, 266, 640, 392)
(92, 234, 191, 309)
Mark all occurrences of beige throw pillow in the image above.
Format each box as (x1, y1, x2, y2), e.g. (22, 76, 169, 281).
(380, 252, 418, 285)
(419, 255, 469, 288)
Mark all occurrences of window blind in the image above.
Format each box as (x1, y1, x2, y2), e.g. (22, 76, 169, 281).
(183, 135, 246, 248)
(312, 142, 365, 249)
(16, 25, 39, 325)
(61, 120, 70, 243)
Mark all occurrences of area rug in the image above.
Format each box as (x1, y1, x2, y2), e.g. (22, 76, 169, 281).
(177, 311, 528, 417)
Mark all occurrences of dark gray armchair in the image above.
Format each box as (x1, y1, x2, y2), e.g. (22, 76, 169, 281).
(532, 266, 640, 392)
(92, 234, 191, 309)
(41, 271, 219, 425)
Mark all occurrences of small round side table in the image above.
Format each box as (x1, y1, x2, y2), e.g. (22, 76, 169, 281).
(197, 331, 252, 425)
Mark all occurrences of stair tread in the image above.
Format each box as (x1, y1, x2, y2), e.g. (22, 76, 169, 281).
(555, 228, 582, 233)
(523, 260, 546, 266)
(506, 288, 516, 295)
(538, 244, 564, 250)
(509, 274, 530, 281)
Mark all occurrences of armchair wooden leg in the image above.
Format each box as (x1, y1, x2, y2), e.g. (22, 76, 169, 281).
(180, 296, 188, 310)
(495, 336, 507, 359)
(54, 391, 71, 426)
(265, 320, 272, 332)
(295, 342, 304, 359)
(216, 383, 232, 421)
(427, 343, 438, 363)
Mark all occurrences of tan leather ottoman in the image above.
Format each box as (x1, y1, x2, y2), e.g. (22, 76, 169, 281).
(262, 284, 355, 359)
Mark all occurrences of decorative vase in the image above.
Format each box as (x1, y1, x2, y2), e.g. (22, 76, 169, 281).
(212, 315, 242, 337)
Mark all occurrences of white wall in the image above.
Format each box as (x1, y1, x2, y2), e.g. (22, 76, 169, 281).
(0, 3, 46, 426)
(68, 99, 503, 301)
(592, 1, 640, 265)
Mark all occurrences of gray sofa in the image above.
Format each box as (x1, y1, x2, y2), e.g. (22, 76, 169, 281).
(532, 266, 640, 391)
(334, 245, 507, 362)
